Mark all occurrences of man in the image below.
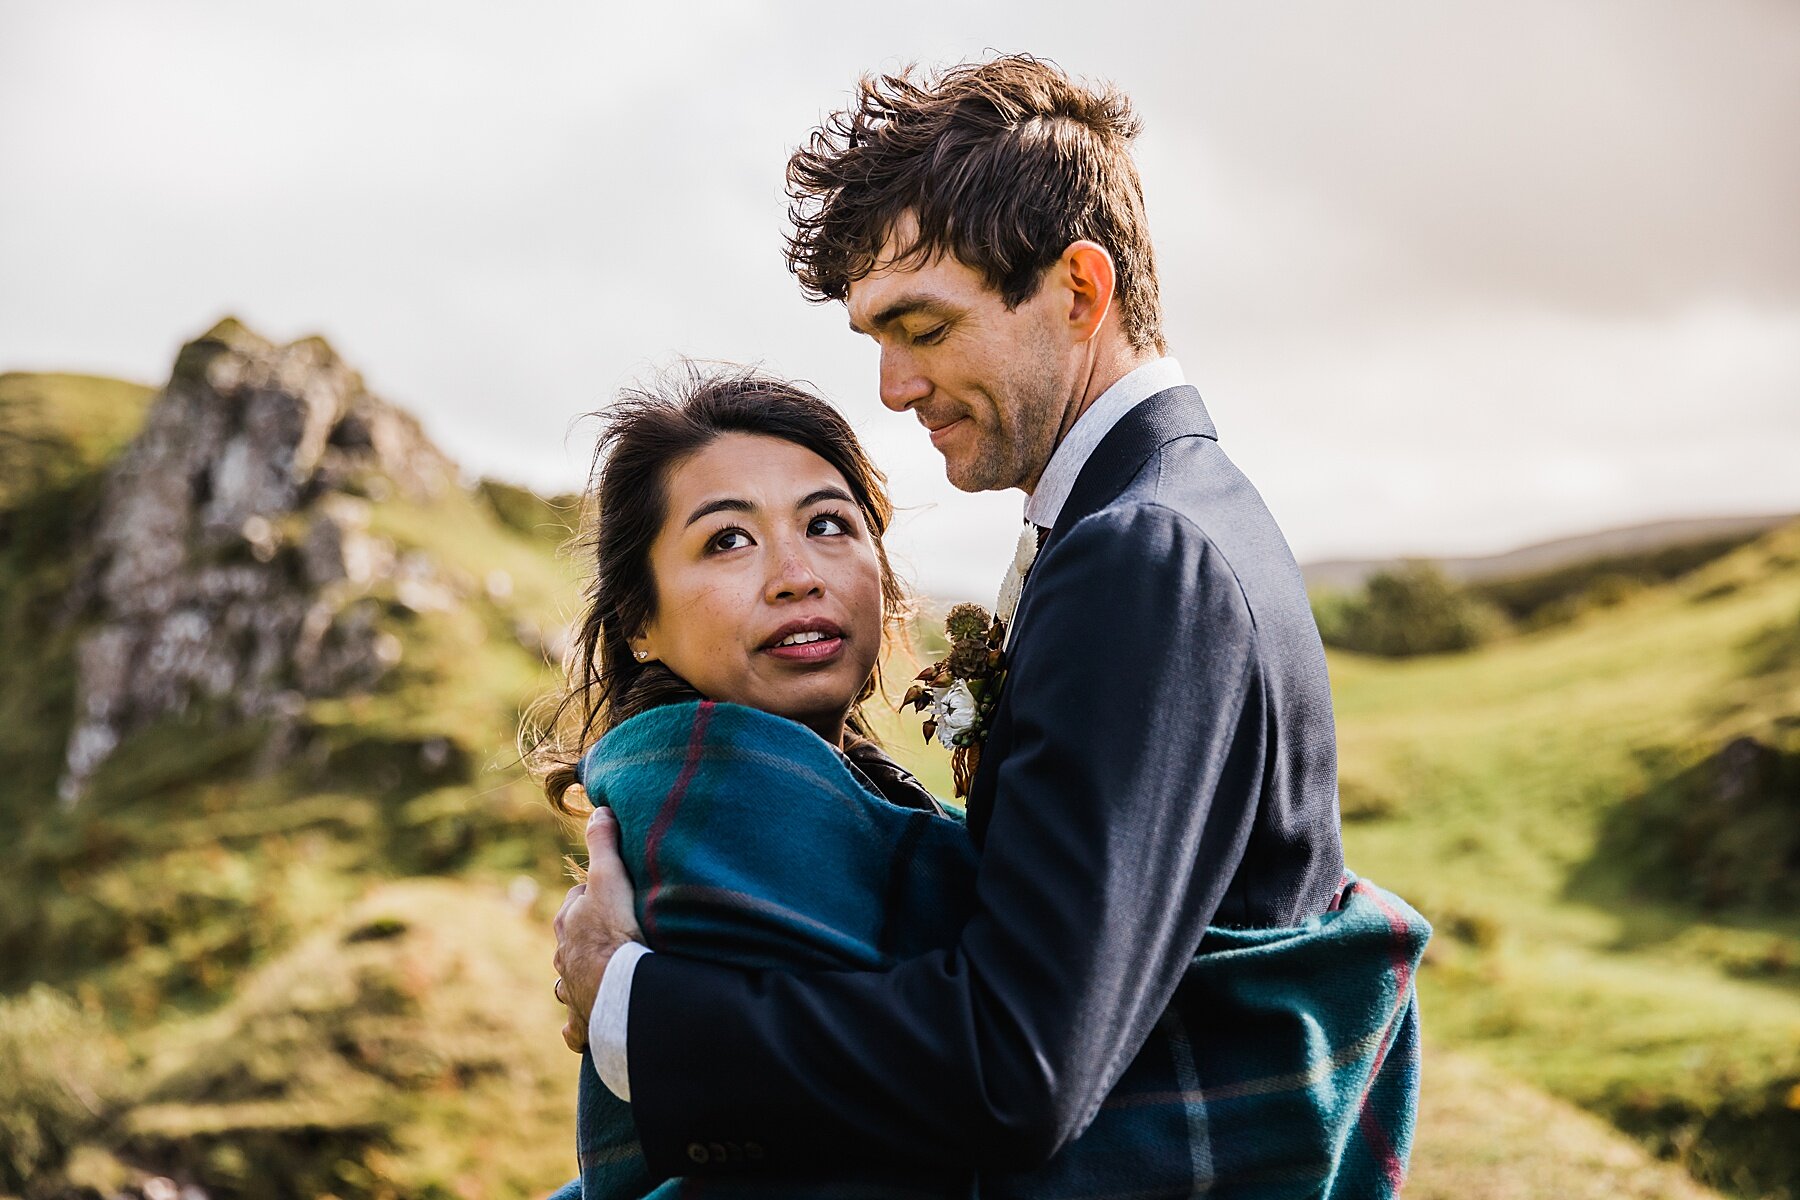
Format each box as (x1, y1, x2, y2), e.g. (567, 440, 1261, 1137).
(557, 55, 1356, 1181)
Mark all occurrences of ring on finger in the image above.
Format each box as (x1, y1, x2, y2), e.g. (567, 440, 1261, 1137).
(554, 977, 567, 1005)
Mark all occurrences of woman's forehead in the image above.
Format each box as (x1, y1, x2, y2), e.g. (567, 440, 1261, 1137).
(665, 433, 849, 510)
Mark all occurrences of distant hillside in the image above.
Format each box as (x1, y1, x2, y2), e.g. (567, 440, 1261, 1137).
(1302, 514, 1796, 591)
(0, 322, 585, 1198)
(0, 372, 156, 507)
(1315, 522, 1800, 1198)
(5, 324, 1792, 1199)
(887, 520, 1800, 1196)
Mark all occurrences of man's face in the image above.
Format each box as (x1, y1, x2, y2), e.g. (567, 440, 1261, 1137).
(847, 231, 1074, 495)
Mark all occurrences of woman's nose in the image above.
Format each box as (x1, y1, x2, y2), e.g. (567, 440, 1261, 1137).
(878, 345, 930, 412)
(765, 543, 825, 602)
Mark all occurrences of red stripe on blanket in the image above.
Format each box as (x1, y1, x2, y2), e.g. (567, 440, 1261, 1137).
(1351, 880, 1415, 1194)
(642, 701, 715, 943)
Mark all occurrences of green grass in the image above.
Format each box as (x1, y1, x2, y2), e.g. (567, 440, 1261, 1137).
(879, 527, 1800, 1197)
(0, 372, 156, 506)
(1330, 525, 1800, 1198)
(0, 369, 591, 1196)
(6, 362, 1795, 1196)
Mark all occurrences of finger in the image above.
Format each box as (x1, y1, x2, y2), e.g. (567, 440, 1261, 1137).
(553, 883, 587, 937)
(585, 809, 640, 923)
(563, 1014, 587, 1053)
(584, 807, 619, 865)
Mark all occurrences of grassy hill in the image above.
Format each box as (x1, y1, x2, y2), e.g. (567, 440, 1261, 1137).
(3, 356, 1794, 1198)
(0, 365, 588, 1197)
(889, 522, 1800, 1199)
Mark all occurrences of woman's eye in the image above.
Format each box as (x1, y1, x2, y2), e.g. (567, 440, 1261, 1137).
(808, 513, 851, 537)
(708, 528, 753, 553)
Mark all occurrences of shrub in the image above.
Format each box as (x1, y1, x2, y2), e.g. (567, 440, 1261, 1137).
(1316, 561, 1507, 657)
(1584, 735, 1800, 913)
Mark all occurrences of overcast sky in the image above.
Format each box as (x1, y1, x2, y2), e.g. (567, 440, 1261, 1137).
(3, 1, 1797, 601)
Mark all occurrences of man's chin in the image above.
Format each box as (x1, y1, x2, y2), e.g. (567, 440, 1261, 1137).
(942, 456, 1010, 495)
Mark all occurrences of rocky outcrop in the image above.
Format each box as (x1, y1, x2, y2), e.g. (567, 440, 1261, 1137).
(57, 319, 460, 805)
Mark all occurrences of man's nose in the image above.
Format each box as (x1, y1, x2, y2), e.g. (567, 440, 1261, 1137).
(878, 345, 930, 412)
(766, 541, 825, 602)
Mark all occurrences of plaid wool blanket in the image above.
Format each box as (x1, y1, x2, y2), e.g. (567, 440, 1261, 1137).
(551, 701, 1428, 1199)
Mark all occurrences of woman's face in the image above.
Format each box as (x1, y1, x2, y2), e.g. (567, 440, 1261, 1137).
(634, 433, 885, 744)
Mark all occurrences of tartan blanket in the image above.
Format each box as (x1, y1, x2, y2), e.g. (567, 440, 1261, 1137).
(552, 701, 1428, 1199)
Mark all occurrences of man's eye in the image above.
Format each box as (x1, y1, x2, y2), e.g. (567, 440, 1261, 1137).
(708, 528, 753, 553)
(915, 325, 948, 346)
(808, 513, 851, 537)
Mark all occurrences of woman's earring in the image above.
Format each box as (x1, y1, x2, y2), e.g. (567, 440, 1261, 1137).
(634, 649, 648, 662)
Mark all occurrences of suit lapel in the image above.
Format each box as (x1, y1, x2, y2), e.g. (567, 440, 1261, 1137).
(966, 385, 1219, 836)
(1042, 385, 1216, 555)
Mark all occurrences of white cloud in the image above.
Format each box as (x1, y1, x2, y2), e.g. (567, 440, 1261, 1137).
(2, 1, 1796, 600)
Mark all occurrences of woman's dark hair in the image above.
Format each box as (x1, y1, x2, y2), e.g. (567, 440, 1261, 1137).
(530, 365, 910, 817)
(786, 54, 1166, 354)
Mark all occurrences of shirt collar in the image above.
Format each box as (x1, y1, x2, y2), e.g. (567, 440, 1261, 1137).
(1023, 356, 1185, 530)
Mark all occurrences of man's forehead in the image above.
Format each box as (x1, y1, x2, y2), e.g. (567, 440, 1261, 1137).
(846, 254, 984, 332)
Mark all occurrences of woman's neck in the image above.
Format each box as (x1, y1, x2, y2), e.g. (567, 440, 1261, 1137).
(799, 710, 849, 748)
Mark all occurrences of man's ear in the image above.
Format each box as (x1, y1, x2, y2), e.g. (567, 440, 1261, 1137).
(1061, 240, 1117, 344)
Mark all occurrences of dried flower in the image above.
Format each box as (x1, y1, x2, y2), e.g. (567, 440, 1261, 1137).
(903, 603, 1009, 796)
(945, 602, 991, 642)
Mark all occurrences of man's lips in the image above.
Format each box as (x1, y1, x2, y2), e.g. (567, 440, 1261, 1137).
(761, 618, 846, 663)
(923, 415, 968, 448)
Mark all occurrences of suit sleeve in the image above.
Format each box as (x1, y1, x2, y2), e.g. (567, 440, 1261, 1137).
(625, 504, 1268, 1176)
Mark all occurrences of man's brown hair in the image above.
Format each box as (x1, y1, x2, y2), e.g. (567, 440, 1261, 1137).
(786, 54, 1166, 353)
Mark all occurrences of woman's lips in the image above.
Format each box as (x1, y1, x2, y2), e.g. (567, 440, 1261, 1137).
(761, 619, 846, 664)
(763, 635, 845, 663)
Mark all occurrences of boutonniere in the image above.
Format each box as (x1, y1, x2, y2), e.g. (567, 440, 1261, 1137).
(994, 524, 1041, 638)
(903, 602, 1007, 798)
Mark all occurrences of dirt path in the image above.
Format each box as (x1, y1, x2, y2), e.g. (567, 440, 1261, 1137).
(1406, 1043, 1724, 1200)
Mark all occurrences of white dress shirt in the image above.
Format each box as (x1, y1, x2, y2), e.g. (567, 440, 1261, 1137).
(585, 355, 1187, 1101)
(1023, 356, 1185, 531)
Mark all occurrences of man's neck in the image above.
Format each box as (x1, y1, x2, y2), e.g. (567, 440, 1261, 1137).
(1069, 342, 1156, 435)
(1025, 341, 1160, 497)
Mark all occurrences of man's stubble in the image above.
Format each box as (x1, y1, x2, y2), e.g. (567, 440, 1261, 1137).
(946, 319, 1070, 498)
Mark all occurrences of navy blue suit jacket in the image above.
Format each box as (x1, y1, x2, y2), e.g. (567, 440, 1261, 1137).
(625, 386, 1345, 1177)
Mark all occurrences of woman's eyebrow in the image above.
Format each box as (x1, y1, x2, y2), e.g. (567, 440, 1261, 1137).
(684, 487, 853, 528)
(797, 487, 855, 509)
(684, 497, 754, 528)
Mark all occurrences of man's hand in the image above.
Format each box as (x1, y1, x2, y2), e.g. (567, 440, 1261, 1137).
(553, 807, 644, 1052)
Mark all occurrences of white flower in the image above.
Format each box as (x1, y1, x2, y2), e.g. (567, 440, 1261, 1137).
(931, 679, 980, 748)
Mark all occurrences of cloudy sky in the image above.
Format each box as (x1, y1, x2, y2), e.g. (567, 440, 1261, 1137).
(3, 1, 1796, 601)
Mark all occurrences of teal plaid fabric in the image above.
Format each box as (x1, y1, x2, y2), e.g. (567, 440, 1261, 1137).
(554, 701, 1427, 1199)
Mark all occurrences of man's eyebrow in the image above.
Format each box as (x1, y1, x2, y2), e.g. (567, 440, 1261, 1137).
(848, 295, 956, 336)
(683, 497, 754, 528)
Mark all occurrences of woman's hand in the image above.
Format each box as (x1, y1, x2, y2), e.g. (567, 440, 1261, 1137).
(553, 807, 644, 1052)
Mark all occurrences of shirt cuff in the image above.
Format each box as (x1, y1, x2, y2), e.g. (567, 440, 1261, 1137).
(587, 941, 650, 1101)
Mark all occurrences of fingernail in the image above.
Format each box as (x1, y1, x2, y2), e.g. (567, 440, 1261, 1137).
(588, 807, 611, 826)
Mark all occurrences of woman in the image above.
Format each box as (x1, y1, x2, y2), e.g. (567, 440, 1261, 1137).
(535, 364, 929, 820)
(534, 367, 976, 1199)
(535, 368, 1426, 1199)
